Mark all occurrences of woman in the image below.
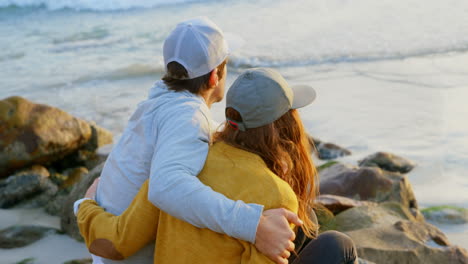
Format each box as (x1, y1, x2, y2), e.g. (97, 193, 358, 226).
(76, 68, 358, 264)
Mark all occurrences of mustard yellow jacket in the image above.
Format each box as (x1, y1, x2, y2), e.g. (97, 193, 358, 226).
(77, 142, 298, 264)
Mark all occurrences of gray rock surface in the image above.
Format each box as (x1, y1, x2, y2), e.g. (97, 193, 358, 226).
(334, 202, 424, 232)
(358, 151, 416, 173)
(309, 136, 351, 160)
(0, 225, 57, 249)
(346, 221, 468, 264)
(61, 163, 104, 241)
(0, 165, 58, 208)
(319, 163, 418, 211)
(316, 194, 376, 215)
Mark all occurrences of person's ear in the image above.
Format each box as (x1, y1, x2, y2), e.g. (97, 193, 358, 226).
(208, 68, 219, 88)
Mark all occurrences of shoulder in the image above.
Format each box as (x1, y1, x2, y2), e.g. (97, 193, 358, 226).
(149, 88, 212, 139)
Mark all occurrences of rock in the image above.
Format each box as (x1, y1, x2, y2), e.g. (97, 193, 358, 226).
(0, 165, 58, 208)
(0, 96, 113, 178)
(0, 96, 91, 177)
(61, 163, 104, 241)
(319, 163, 419, 211)
(358, 152, 416, 173)
(308, 136, 351, 160)
(45, 167, 90, 216)
(45, 190, 70, 216)
(334, 202, 423, 232)
(52, 125, 113, 172)
(0, 225, 57, 249)
(50, 167, 89, 189)
(345, 220, 468, 264)
(313, 204, 336, 232)
(422, 206, 468, 225)
(63, 259, 92, 264)
(13, 179, 59, 209)
(316, 194, 377, 215)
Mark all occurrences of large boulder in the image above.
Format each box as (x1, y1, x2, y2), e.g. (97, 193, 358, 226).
(358, 152, 416, 173)
(0, 165, 58, 208)
(61, 163, 104, 241)
(0, 96, 112, 178)
(346, 220, 468, 264)
(319, 163, 419, 212)
(0, 225, 57, 249)
(333, 202, 424, 232)
(316, 194, 376, 215)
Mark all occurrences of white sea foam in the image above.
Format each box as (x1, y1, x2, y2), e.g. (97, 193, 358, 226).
(0, 0, 206, 11)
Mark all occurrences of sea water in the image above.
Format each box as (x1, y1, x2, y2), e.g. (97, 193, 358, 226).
(0, 0, 467, 210)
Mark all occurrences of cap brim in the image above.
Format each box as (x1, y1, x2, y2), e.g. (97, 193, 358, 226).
(291, 85, 317, 109)
(224, 32, 245, 54)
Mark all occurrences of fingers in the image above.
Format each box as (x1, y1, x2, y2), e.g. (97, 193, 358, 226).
(286, 240, 295, 252)
(281, 250, 291, 259)
(275, 256, 288, 264)
(283, 210, 303, 226)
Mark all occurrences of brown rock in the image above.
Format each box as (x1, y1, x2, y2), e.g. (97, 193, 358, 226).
(316, 194, 376, 215)
(358, 152, 416, 173)
(346, 220, 468, 264)
(0, 96, 92, 178)
(333, 202, 423, 232)
(319, 163, 418, 210)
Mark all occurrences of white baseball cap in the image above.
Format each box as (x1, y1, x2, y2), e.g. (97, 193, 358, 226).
(163, 17, 243, 79)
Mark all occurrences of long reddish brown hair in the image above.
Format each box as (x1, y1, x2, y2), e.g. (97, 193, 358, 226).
(214, 108, 319, 237)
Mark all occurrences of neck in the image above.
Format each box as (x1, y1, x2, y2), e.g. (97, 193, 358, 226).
(200, 89, 216, 108)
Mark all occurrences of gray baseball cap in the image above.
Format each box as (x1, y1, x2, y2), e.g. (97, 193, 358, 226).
(226, 68, 316, 131)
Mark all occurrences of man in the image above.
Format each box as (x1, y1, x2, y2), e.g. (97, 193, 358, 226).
(75, 17, 300, 264)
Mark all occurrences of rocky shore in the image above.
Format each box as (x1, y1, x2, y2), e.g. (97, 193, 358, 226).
(1, 96, 467, 264)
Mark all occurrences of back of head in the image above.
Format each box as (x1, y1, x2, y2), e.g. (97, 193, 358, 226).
(161, 17, 230, 94)
(214, 68, 319, 238)
(162, 61, 226, 94)
(215, 108, 319, 238)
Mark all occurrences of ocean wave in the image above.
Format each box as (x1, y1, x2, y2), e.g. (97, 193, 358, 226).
(229, 46, 468, 68)
(0, 0, 209, 11)
(76, 64, 165, 83)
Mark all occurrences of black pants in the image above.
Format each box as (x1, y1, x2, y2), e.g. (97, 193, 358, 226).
(288, 213, 358, 264)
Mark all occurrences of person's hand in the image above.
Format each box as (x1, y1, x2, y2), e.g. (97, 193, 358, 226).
(84, 177, 100, 199)
(255, 208, 303, 264)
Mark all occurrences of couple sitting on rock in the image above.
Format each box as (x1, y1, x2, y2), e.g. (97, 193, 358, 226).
(74, 17, 358, 264)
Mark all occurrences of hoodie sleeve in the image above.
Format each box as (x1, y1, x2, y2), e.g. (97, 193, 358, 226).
(147, 103, 263, 243)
